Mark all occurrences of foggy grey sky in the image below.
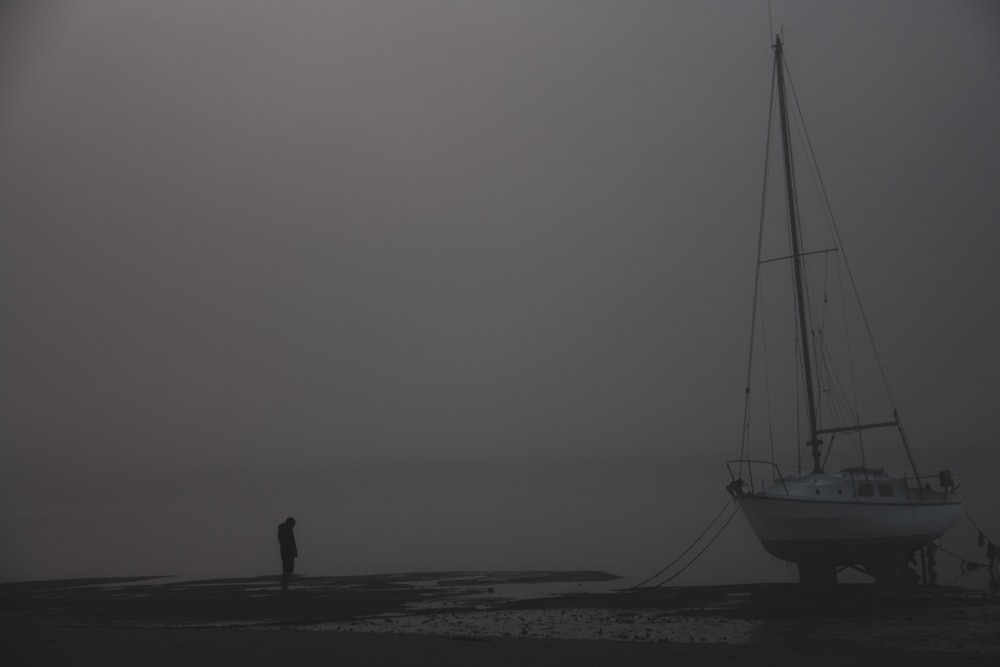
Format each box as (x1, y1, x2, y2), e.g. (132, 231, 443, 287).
(2, 1, 999, 583)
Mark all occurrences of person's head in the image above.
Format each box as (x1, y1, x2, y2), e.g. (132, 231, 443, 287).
(285, 517, 296, 527)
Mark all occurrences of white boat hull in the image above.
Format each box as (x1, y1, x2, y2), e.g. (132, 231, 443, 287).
(736, 493, 963, 566)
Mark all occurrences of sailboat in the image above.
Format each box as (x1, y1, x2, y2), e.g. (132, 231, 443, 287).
(726, 35, 963, 586)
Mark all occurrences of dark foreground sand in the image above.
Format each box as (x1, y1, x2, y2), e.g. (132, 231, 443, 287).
(2, 572, 998, 666)
(9, 626, 1000, 667)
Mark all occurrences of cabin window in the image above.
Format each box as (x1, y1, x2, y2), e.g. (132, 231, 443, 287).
(878, 484, 894, 497)
(858, 483, 874, 497)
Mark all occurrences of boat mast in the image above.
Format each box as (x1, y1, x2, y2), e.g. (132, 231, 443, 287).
(774, 35, 823, 474)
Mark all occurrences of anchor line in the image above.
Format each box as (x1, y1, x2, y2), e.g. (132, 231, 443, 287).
(628, 499, 739, 590)
(936, 507, 998, 578)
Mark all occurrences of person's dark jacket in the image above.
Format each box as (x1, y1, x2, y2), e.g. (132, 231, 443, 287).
(278, 522, 297, 560)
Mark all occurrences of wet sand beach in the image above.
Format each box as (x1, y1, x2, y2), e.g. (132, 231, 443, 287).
(2, 572, 998, 665)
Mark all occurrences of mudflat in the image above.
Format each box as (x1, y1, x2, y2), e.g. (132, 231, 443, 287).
(2, 572, 997, 665)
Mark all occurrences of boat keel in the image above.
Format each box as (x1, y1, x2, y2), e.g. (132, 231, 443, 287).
(797, 561, 838, 587)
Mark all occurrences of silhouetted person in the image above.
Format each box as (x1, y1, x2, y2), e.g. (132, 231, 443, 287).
(278, 517, 297, 592)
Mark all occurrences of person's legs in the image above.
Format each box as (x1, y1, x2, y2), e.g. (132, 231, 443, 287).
(281, 557, 293, 592)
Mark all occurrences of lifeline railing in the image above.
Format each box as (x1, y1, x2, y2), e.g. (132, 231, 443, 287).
(726, 459, 957, 500)
(725, 459, 790, 496)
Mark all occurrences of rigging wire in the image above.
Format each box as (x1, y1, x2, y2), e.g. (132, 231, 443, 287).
(782, 52, 904, 473)
(739, 55, 779, 472)
(834, 248, 869, 467)
(761, 288, 777, 466)
(796, 342, 807, 472)
(813, 253, 829, 438)
(784, 57, 906, 444)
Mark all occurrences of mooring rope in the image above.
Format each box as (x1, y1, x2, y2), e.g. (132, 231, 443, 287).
(627, 498, 739, 590)
(937, 508, 998, 574)
(654, 504, 741, 587)
(963, 509, 995, 545)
